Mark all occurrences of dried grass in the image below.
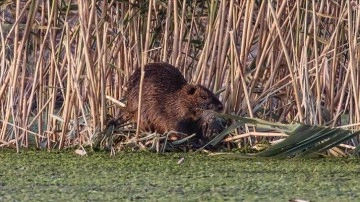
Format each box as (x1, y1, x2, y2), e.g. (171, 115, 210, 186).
(0, 1, 359, 152)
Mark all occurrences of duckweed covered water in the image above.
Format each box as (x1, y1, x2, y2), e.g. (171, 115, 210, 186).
(1, 149, 359, 201)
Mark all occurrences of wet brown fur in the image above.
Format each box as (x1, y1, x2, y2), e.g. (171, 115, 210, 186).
(122, 62, 223, 140)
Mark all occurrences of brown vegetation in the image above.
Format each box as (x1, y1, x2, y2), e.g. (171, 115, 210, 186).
(0, 1, 359, 152)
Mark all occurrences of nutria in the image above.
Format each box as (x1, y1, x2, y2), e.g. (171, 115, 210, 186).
(122, 62, 223, 141)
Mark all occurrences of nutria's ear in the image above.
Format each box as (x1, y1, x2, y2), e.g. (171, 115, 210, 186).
(185, 84, 197, 95)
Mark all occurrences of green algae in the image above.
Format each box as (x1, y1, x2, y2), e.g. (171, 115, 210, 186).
(0, 149, 359, 201)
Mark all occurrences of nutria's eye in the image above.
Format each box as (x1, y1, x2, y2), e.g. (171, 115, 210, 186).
(201, 95, 207, 100)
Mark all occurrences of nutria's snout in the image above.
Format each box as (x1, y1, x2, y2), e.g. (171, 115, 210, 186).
(209, 100, 223, 112)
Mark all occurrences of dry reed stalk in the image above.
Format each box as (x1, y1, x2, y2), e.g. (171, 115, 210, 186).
(346, 1, 360, 124)
(162, 1, 171, 62)
(174, 0, 187, 67)
(312, 0, 322, 124)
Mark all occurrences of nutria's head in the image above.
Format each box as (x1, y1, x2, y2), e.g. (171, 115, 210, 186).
(184, 84, 223, 112)
(180, 84, 224, 140)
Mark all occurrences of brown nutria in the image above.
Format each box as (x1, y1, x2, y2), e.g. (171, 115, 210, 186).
(122, 62, 223, 141)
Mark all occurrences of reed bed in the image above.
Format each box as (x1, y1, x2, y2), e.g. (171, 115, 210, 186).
(0, 1, 359, 153)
